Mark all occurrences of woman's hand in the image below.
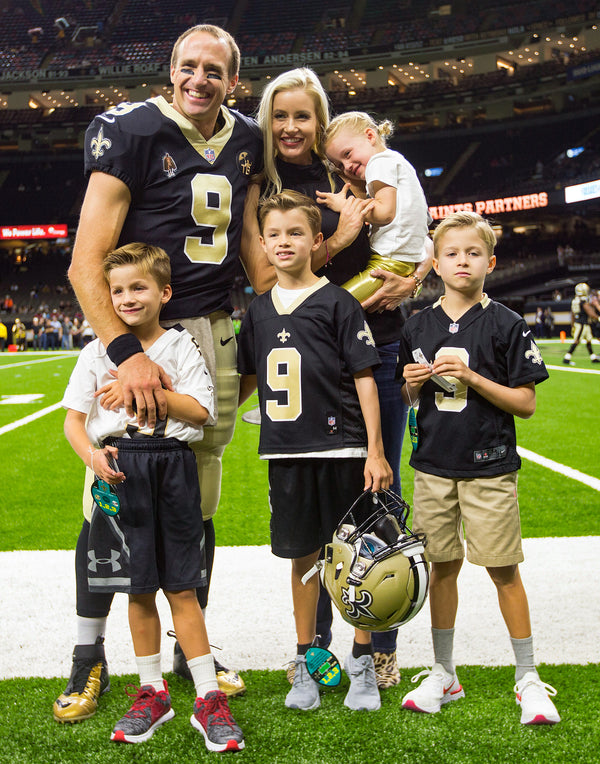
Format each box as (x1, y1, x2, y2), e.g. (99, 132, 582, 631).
(361, 271, 416, 312)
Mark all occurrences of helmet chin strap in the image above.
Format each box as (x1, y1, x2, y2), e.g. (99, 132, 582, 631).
(300, 559, 323, 586)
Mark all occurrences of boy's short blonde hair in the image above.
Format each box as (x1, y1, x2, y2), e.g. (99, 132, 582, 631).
(433, 211, 497, 258)
(103, 242, 171, 289)
(258, 190, 322, 237)
(324, 110, 393, 148)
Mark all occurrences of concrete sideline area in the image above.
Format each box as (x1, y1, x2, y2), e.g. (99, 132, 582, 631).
(1, 537, 598, 680)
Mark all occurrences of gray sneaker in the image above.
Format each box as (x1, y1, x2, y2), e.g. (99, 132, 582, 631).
(344, 653, 381, 711)
(285, 655, 320, 710)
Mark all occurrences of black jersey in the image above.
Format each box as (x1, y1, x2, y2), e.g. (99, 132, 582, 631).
(398, 296, 548, 478)
(274, 155, 404, 346)
(237, 278, 381, 455)
(84, 96, 262, 320)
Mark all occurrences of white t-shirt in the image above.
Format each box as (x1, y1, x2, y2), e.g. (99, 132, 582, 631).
(365, 148, 428, 262)
(62, 326, 215, 445)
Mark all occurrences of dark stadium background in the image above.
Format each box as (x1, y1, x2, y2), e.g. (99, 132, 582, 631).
(1, 0, 599, 339)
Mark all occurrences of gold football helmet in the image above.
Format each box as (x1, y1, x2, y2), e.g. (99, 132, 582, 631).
(575, 282, 590, 298)
(322, 490, 429, 632)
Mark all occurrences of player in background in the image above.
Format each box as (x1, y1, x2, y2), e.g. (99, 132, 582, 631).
(62, 243, 244, 751)
(317, 111, 429, 303)
(398, 210, 560, 726)
(237, 191, 392, 712)
(56, 24, 266, 723)
(562, 282, 599, 364)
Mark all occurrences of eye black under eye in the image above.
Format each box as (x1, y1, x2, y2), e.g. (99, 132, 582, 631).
(207, 72, 223, 80)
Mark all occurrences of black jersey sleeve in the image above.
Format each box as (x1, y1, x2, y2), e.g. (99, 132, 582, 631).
(237, 305, 257, 376)
(84, 101, 160, 193)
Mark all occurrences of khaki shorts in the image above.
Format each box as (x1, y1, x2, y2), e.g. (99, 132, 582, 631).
(413, 470, 524, 567)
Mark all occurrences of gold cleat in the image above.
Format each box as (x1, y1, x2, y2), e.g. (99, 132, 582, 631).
(215, 660, 246, 698)
(53, 640, 110, 723)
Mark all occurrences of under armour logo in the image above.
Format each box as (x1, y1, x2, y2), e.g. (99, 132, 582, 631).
(88, 549, 121, 573)
(340, 586, 376, 621)
(90, 125, 112, 160)
(278, 328, 290, 344)
(525, 341, 543, 366)
(357, 321, 375, 347)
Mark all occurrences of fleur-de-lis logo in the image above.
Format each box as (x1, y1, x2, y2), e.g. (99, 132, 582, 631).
(357, 320, 375, 347)
(277, 328, 290, 344)
(340, 586, 376, 621)
(90, 125, 112, 160)
(525, 341, 543, 366)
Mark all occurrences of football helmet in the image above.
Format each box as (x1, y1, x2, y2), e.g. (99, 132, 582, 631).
(321, 490, 429, 632)
(575, 282, 590, 298)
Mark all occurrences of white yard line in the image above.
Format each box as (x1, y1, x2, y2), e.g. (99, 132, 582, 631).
(0, 402, 63, 436)
(518, 446, 600, 491)
(0, 353, 75, 370)
(546, 364, 600, 375)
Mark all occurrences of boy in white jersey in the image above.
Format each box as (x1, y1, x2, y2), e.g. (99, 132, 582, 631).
(62, 243, 244, 752)
(237, 191, 392, 712)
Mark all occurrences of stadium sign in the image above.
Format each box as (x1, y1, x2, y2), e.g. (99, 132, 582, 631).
(429, 191, 549, 219)
(0, 224, 68, 240)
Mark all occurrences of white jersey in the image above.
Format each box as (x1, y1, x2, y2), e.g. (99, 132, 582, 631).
(365, 148, 428, 262)
(62, 326, 214, 445)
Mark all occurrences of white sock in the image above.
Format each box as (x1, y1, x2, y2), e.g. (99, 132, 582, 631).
(135, 653, 164, 692)
(76, 616, 107, 646)
(188, 653, 218, 699)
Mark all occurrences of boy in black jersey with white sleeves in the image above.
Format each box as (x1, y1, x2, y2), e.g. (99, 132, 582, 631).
(237, 190, 392, 712)
(398, 211, 560, 726)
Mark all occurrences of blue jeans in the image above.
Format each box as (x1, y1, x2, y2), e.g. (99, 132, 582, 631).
(316, 341, 408, 652)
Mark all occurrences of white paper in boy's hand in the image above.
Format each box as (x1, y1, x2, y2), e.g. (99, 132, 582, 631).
(412, 347, 456, 393)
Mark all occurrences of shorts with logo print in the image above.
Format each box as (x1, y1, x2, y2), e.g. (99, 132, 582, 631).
(413, 470, 524, 567)
(87, 437, 207, 594)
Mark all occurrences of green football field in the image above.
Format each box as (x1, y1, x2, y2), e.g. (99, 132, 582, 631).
(0, 341, 599, 763)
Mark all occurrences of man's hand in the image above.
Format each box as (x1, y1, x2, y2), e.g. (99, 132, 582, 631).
(117, 353, 173, 428)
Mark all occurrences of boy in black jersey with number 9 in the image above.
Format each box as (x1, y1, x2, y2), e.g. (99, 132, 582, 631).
(237, 190, 392, 712)
(398, 211, 560, 725)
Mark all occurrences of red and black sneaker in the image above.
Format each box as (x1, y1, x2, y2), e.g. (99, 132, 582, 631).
(191, 689, 245, 752)
(110, 681, 174, 743)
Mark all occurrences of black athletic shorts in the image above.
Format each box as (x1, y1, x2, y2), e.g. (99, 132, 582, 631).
(268, 458, 366, 559)
(87, 437, 206, 594)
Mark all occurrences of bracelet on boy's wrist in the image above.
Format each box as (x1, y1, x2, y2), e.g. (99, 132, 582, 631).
(106, 333, 144, 366)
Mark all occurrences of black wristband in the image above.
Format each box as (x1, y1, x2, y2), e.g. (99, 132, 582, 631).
(106, 334, 144, 366)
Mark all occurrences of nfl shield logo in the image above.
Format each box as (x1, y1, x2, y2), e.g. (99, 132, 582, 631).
(449, 322, 459, 334)
(328, 416, 336, 426)
(204, 147, 216, 164)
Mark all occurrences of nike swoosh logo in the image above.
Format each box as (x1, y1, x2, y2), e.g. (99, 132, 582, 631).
(99, 115, 116, 123)
(220, 336, 234, 346)
(522, 330, 531, 337)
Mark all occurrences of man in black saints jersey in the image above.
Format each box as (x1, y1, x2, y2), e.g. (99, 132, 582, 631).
(238, 191, 392, 712)
(562, 282, 600, 364)
(57, 25, 265, 723)
(398, 211, 560, 726)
